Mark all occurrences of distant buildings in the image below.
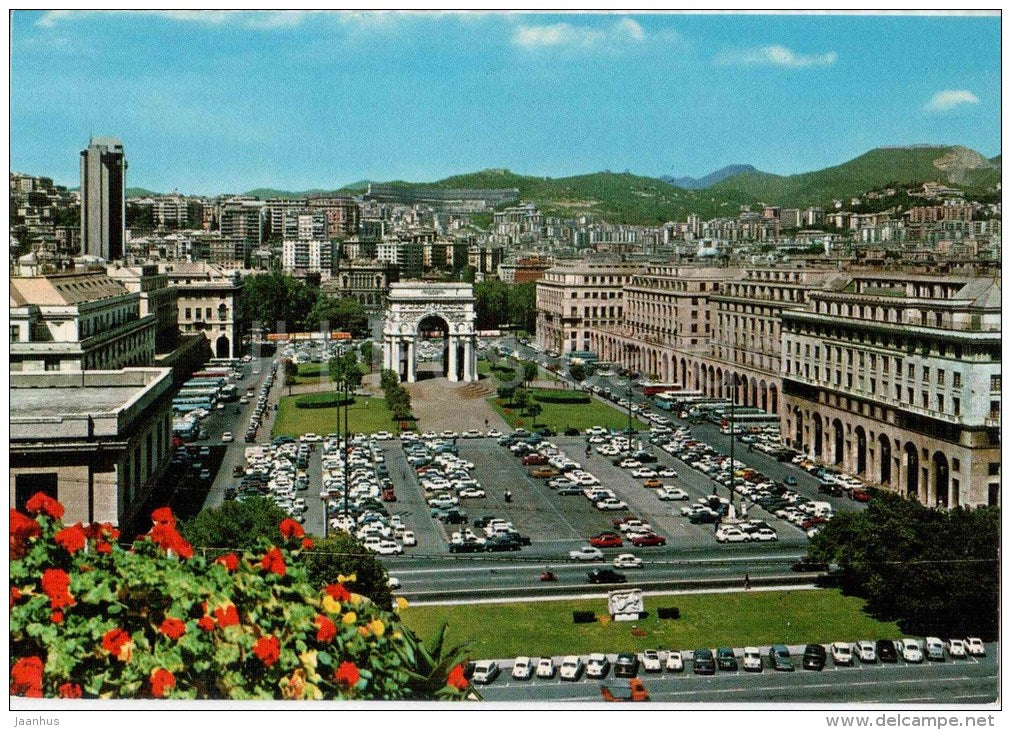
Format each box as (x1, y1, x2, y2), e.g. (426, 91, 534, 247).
(322, 259, 399, 312)
(80, 137, 127, 260)
(365, 183, 519, 212)
(281, 239, 337, 276)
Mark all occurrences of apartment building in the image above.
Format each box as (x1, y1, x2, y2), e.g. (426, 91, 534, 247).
(308, 196, 360, 238)
(283, 209, 328, 241)
(780, 274, 1001, 508)
(105, 263, 179, 353)
(281, 239, 337, 276)
(219, 199, 264, 245)
(162, 262, 243, 358)
(10, 271, 156, 372)
(535, 262, 641, 355)
(321, 259, 399, 312)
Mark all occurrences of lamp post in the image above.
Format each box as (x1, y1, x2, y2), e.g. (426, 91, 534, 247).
(728, 374, 736, 511)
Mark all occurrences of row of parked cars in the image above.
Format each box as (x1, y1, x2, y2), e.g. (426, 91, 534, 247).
(233, 440, 310, 520)
(470, 637, 988, 685)
(244, 361, 278, 443)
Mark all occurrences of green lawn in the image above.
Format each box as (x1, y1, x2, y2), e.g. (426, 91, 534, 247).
(487, 388, 647, 432)
(400, 590, 904, 659)
(272, 394, 399, 437)
(477, 359, 523, 385)
(289, 363, 333, 386)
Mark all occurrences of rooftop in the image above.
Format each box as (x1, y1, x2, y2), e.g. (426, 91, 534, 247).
(11, 385, 143, 418)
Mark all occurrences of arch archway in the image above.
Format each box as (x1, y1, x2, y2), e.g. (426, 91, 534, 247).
(750, 377, 759, 408)
(760, 380, 768, 412)
(794, 408, 803, 449)
(383, 283, 477, 383)
(854, 426, 867, 475)
(680, 358, 687, 386)
(832, 419, 844, 465)
(813, 416, 823, 460)
(716, 367, 724, 398)
(416, 313, 452, 381)
(878, 434, 892, 485)
(932, 452, 949, 507)
(215, 335, 231, 359)
(904, 443, 919, 497)
(769, 383, 778, 414)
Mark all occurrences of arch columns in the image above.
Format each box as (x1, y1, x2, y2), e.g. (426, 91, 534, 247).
(447, 335, 459, 382)
(405, 337, 417, 383)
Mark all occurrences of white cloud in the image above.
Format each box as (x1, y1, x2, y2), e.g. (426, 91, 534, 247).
(512, 17, 648, 50)
(716, 44, 837, 68)
(36, 10, 313, 30)
(924, 89, 980, 112)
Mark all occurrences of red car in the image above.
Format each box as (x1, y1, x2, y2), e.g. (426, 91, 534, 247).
(589, 532, 624, 548)
(630, 533, 667, 547)
(852, 488, 872, 502)
(382, 488, 397, 502)
(522, 454, 548, 466)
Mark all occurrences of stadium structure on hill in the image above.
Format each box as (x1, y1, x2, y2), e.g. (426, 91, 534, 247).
(364, 184, 519, 212)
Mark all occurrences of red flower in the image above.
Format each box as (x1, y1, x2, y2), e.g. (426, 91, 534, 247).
(260, 547, 286, 576)
(301, 537, 314, 550)
(40, 568, 75, 609)
(334, 661, 360, 688)
(197, 616, 215, 632)
(160, 617, 187, 640)
(85, 522, 120, 541)
(150, 506, 176, 527)
(102, 627, 134, 662)
(279, 518, 305, 539)
(96, 541, 113, 554)
(58, 682, 82, 699)
(54, 523, 87, 554)
(314, 614, 336, 642)
(446, 663, 469, 691)
(150, 668, 175, 698)
(10, 509, 41, 559)
(10, 586, 23, 607)
(253, 635, 281, 667)
(325, 583, 350, 603)
(149, 523, 194, 559)
(213, 603, 240, 628)
(25, 492, 64, 520)
(215, 552, 239, 571)
(10, 656, 44, 698)
(50, 610, 64, 624)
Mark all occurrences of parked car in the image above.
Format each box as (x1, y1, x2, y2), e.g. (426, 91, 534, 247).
(947, 639, 967, 658)
(875, 639, 899, 663)
(613, 553, 643, 569)
(657, 486, 690, 501)
(535, 657, 556, 679)
(966, 637, 986, 657)
(589, 532, 624, 548)
(925, 637, 945, 662)
(471, 660, 500, 685)
(802, 644, 827, 671)
(559, 656, 584, 681)
(569, 546, 604, 561)
(716, 647, 739, 672)
(614, 652, 640, 678)
(630, 533, 667, 547)
(587, 568, 627, 584)
(586, 653, 610, 679)
(742, 647, 763, 672)
(641, 650, 662, 673)
(665, 650, 684, 672)
(856, 641, 877, 663)
(692, 649, 716, 675)
(831, 642, 853, 666)
(901, 639, 923, 663)
(769, 645, 794, 672)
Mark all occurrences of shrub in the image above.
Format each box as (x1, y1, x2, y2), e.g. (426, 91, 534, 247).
(294, 393, 355, 410)
(531, 391, 591, 405)
(9, 497, 471, 700)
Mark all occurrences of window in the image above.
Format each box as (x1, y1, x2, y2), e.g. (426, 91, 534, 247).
(989, 401, 1000, 418)
(991, 374, 1001, 392)
(10, 325, 20, 341)
(184, 308, 191, 319)
(953, 397, 960, 416)
(195, 309, 202, 320)
(205, 308, 211, 319)
(952, 458, 960, 472)
(953, 372, 962, 388)
(936, 394, 944, 412)
(988, 462, 1000, 477)
(921, 391, 928, 408)
(870, 379, 876, 394)
(937, 369, 945, 385)
(907, 363, 914, 378)
(907, 387, 913, 404)
(922, 367, 929, 382)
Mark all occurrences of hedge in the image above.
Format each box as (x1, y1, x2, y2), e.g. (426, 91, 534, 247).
(532, 391, 591, 405)
(295, 393, 355, 410)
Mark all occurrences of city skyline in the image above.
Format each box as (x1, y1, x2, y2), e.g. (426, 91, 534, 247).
(11, 10, 1000, 195)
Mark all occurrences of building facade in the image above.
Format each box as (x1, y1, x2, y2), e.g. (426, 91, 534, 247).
(281, 239, 337, 276)
(80, 137, 127, 261)
(105, 263, 180, 353)
(10, 368, 174, 527)
(161, 262, 243, 358)
(322, 259, 399, 312)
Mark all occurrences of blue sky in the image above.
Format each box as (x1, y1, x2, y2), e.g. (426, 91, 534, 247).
(10, 10, 1001, 195)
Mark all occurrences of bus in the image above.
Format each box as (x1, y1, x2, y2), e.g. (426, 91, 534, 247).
(641, 382, 682, 397)
(184, 377, 227, 389)
(654, 390, 701, 410)
(177, 387, 220, 401)
(566, 350, 599, 364)
(172, 400, 214, 414)
(172, 419, 199, 440)
(219, 384, 239, 402)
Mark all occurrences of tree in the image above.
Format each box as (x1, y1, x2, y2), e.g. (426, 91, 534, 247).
(304, 295, 367, 337)
(329, 351, 363, 387)
(283, 359, 299, 396)
(238, 272, 316, 334)
(496, 385, 516, 405)
(300, 533, 394, 611)
(527, 402, 543, 427)
(179, 497, 288, 551)
(808, 492, 998, 639)
(507, 282, 537, 334)
(359, 341, 374, 372)
(514, 388, 531, 416)
(569, 362, 586, 383)
(522, 360, 538, 387)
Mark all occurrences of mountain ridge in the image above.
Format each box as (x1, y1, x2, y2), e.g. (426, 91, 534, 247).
(662, 164, 759, 189)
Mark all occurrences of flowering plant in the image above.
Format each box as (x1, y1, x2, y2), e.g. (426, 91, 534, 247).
(10, 495, 469, 700)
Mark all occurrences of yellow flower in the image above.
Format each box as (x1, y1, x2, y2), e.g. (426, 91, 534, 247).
(341, 611, 357, 625)
(321, 595, 342, 614)
(299, 650, 318, 672)
(368, 618, 386, 637)
(395, 596, 409, 611)
(349, 593, 363, 606)
(337, 573, 357, 584)
(358, 626, 370, 637)
(391, 631, 402, 641)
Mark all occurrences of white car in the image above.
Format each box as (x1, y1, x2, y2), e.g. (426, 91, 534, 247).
(569, 546, 604, 561)
(716, 527, 751, 543)
(619, 459, 641, 468)
(221, 431, 234, 443)
(613, 553, 643, 569)
(657, 486, 689, 501)
(461, 430, 482, 438)
(300, 433, 322, 443)
(856, 641, 876, 663)
(458, 487, 486, 499)
(559, 656, 583, 681)
(373, 431, 393, 440)
(617, 519, 651, 533)
(387, 576, 401, 589)
(441, 431, 458, 439)
(535, 657, 556, 679)
(751, 528, 778, 542)
(900, 639, 923, 663)
(665, 650, 684, 672)
(925, 637, 945, 662)
(641, 650, 662, 673)
(947, 638, 967, 658)
(374, 540, 403, 556)
(966, 637, 986, 657)
(831, 642, 853, 666)
(742, 647, 763, 672)
(657, 467, 678, 478)
(631, 468, 657, 478)
(511, 656, 533, 680)
(595, 498, 628, 511)
(486, 429, 503, 438)
(586, 653, 610, 678)
(471, 660, 500, 685)
(400, 531, 417, 547)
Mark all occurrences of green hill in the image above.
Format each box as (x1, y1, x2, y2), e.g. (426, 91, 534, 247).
(709, 145, 1000, 208)
(126, 187, 161, 198)
(241, 187, 340, 199)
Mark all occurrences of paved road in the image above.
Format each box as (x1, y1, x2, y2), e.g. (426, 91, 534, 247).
(476, 644, 999, 704)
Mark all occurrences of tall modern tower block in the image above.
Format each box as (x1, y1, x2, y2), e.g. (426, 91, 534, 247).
(80, 136, 127, 261)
